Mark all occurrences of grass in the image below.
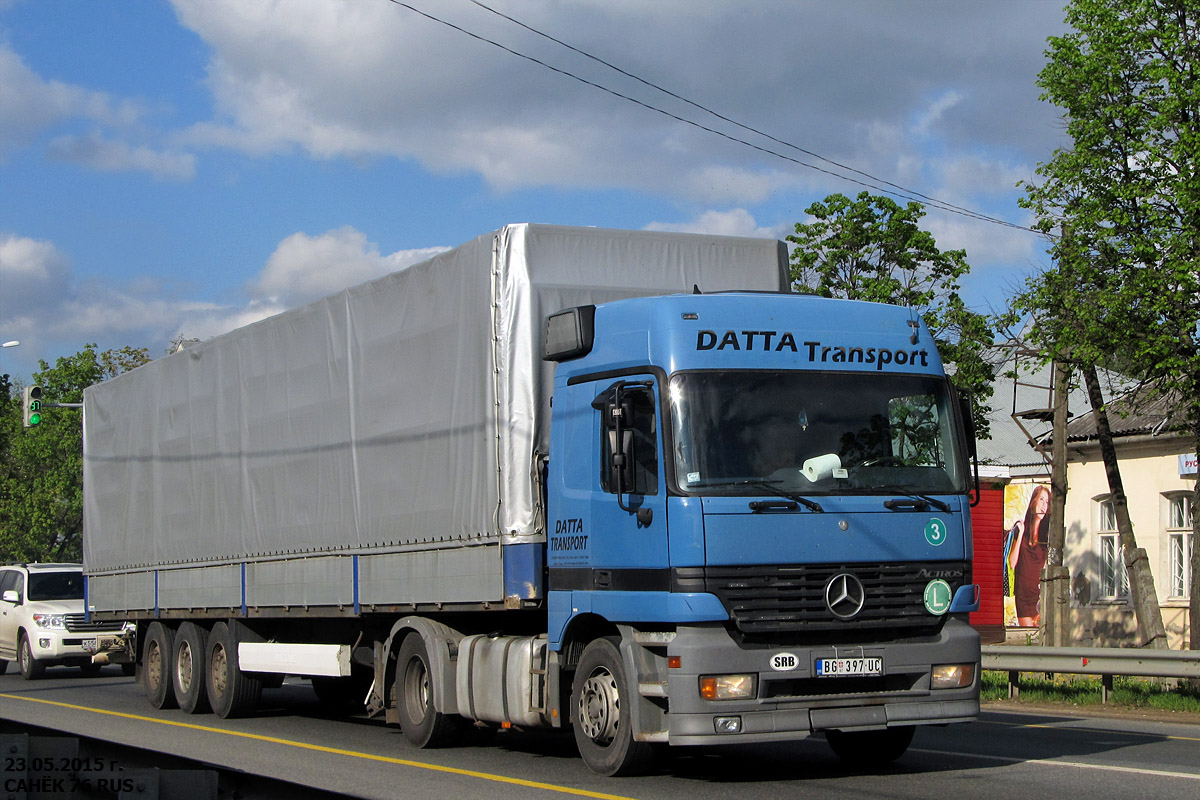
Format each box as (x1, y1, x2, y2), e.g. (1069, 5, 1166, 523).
(982, 670, 1200, 714)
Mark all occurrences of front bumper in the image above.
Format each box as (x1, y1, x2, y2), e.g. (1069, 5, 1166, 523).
(661, 617, 980, 746)
(27, 626, 127, 664)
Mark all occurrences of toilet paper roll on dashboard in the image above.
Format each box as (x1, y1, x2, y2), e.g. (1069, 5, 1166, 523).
(801, 453, 841, 482)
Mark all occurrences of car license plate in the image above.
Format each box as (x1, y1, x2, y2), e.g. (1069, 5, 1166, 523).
(815, 657, 882, 677)
(82, 638, 96, 652)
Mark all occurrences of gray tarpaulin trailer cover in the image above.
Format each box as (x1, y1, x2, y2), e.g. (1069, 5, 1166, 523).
(82, 223, 788, 614)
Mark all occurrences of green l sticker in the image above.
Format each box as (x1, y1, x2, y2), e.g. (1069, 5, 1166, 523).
(924, 579, 953, 615)
(925, 517, 948, 546)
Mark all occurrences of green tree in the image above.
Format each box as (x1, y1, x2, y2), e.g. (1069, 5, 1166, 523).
(787, 191, 996, 437)
(1018, 0, 1200, 647)
(0, 344, 150, 563)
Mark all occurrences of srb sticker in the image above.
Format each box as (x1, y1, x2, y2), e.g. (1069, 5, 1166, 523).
(770, 652, 799, 671)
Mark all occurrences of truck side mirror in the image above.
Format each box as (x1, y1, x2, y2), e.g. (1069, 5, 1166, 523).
(1, 590, 19, 604)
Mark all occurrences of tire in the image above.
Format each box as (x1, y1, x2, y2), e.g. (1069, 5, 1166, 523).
(571, 637, 654, 776)
(825, 726, 915, 767)
(395, 632, 459, 748)
(79, 662, 103, 677)
(172, 622, 211, 714)
(143, 622, 178, 709)
(0, 659, 9, 675)
(205, 621, 262, 719)
(17, 633, 45, 680)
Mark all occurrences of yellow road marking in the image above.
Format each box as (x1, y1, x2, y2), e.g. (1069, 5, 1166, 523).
(0, 693, 637, 800)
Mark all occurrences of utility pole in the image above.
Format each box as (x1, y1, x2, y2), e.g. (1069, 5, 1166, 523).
(1043, 360, 1071, 647)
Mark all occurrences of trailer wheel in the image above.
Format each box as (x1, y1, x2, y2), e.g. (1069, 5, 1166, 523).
(825, 726, 915, 767)
(396, 632, 458, 748)
(143, 623, 177, 708)
(206, 621, 262, 719)
(571, 637, 653, 776)
(172, 622, 211, 714)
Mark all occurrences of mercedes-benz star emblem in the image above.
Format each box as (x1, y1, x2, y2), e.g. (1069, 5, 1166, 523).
(825, 573, 866, 619)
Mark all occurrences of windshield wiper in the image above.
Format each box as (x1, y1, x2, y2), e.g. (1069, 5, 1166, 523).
(878, 487, 951, 513)
(698, 479, 824, 513)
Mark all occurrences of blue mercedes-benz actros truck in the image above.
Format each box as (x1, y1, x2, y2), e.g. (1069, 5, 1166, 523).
(85, 224, 980, 776)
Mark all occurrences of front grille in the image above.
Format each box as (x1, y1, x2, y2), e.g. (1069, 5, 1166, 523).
(64, 614, 120, 633)
(674, 562, 969, 635)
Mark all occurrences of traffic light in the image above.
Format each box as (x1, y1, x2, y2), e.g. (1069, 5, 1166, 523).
(22, 386, 42, 427)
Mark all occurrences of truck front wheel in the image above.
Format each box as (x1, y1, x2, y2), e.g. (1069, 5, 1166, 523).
(396, 632, 458, 748)
(143, 623, 176, 708)
(571, 637, 653, 777)
(825, 726, 915, 767)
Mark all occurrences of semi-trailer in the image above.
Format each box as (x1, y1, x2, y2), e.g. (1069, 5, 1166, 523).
(86, 223, 980, 775)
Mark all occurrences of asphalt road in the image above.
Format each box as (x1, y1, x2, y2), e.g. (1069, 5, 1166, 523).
(2, 665, 1198, 800)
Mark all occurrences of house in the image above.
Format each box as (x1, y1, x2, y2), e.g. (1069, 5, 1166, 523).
(1061, 389, 1195, 649)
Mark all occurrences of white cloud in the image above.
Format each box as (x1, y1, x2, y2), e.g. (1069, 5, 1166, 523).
(645, 209, 788, 241)
(0, 234, 72, 312)
(168, 0, 1068, 208)
(252, 226, 447, 308)
(46, 132, 196, 181)
(913, 91, 965, 137)
(0, 44, 146, 162)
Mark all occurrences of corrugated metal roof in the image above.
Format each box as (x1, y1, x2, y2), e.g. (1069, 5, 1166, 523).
(1064, 387, 1183, 442)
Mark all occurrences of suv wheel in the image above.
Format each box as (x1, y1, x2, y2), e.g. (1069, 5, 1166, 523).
(18, 633, 45, 680)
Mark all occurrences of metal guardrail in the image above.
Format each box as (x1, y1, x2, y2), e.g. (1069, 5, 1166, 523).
(981, 645, 1200, 702)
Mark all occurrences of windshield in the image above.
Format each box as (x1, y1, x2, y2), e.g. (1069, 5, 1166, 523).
(28, 571, 85, 601)
(668, 371, 968, 496)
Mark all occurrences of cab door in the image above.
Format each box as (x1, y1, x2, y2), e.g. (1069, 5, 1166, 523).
(587, 378, 669, 579)
(547, 375, 669, 590)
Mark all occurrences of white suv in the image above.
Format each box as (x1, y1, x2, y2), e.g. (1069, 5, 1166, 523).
(0, 563, 128, 679)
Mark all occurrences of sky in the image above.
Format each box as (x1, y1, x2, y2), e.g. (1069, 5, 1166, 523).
(0, 0, 1072, 381)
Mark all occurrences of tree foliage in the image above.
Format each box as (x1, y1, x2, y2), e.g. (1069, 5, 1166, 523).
(1016, 0, 1200, 646)
(0, 344, 149, 563)
(788, 191, 996, 437)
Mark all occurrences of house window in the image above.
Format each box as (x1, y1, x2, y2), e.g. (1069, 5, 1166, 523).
(1098, 498, 1128, 601)
(1167, 493, 1193, 599)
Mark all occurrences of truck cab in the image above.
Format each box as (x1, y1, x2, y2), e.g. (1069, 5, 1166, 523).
(543, 292, 980, 773)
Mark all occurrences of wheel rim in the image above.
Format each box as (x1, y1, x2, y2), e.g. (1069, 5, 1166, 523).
(19, 639, 30, 670)
(577, 666, 620, 745)
(146, 641, 163, 691)
(176, 641, 193, 693)
(401, 656, 429, 724)
(210, 643, 228, 697)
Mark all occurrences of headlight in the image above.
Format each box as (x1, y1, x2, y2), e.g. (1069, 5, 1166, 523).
(931, 663, 976, 689)
(699, 674, 756, 700)
(32, 613, 66, 630)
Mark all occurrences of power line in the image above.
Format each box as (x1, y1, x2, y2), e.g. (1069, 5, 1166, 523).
(389, 0, 1038, 233)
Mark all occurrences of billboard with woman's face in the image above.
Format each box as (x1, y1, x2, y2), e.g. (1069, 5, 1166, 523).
(1003, 483, 1051, 628)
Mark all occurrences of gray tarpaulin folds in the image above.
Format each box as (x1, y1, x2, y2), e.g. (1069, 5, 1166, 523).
(83, 224, 787, 579)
